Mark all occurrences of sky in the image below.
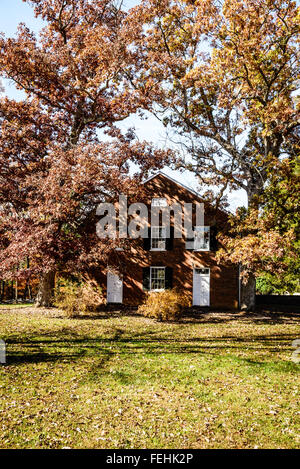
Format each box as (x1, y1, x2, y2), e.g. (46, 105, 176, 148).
(0, 0, 247, 210)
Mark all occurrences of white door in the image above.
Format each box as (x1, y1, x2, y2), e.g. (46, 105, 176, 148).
(193, 268, 210, 306)
(107, 271, 123, 303)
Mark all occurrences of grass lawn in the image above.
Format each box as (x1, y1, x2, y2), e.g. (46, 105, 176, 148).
(0, 303, 33, 309)
(0, 308, 299, 449)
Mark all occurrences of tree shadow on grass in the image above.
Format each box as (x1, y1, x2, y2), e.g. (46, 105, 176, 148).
(60, 307, 300, 325)
(5, 325, 299, 371)
(182, 309, 300, 325)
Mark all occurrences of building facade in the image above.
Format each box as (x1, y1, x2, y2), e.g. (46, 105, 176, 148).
(96, 172, 240, 310)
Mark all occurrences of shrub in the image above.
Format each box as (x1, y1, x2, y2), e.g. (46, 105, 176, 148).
(54, 276, 104, 317)
(138, 288, 191, 322)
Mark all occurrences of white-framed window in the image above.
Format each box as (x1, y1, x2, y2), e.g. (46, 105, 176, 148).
(151, 226, 166, 251)
(194, 226, 210, 251)
(151, 197, 168, 207)
(150, 266, 166, 291)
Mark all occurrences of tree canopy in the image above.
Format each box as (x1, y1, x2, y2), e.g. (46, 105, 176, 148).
(129, 0, 299, 205)
(0, 0, 299, 305)
(0, 0, 171, 304)
(128, 0, 300, 295)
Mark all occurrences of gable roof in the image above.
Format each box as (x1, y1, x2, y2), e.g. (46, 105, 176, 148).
(143, 171, 231, 218)
(143, 171, 201, 199)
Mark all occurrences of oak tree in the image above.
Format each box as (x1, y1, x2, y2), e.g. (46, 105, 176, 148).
(129, 0, 300, 308)
(0, 0, 170, 305)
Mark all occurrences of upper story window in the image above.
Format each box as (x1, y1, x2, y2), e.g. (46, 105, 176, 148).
(194, 226, 210, 251)
(186, 226, 210, 251)
(151, 197, 168, 207)
(151, 226, 166, 251)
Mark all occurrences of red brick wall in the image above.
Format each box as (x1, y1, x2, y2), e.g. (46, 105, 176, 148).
(119, 241, 239, 310)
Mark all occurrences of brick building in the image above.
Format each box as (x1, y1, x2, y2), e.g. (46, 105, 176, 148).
(96, 172, 240, 310)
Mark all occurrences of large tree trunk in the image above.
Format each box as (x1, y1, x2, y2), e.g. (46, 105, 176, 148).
(239, 268, 256, 312)
(35, 270, 56, 307)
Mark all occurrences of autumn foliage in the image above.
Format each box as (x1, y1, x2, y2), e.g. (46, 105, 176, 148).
(54, 275, 104, 317)
(128, 0, 300, 298)
(0, 0, 172, 304)
(0, 0, 299, 306)
(129, 0, 299, 205)
(138, 289, 191, 321)
(218, 155, 300, 291)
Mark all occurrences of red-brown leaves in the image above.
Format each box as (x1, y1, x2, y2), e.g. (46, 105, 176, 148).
(0, 0, 172, 280)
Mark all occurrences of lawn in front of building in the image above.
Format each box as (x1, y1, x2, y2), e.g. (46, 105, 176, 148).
(0, 308, 299, 449)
